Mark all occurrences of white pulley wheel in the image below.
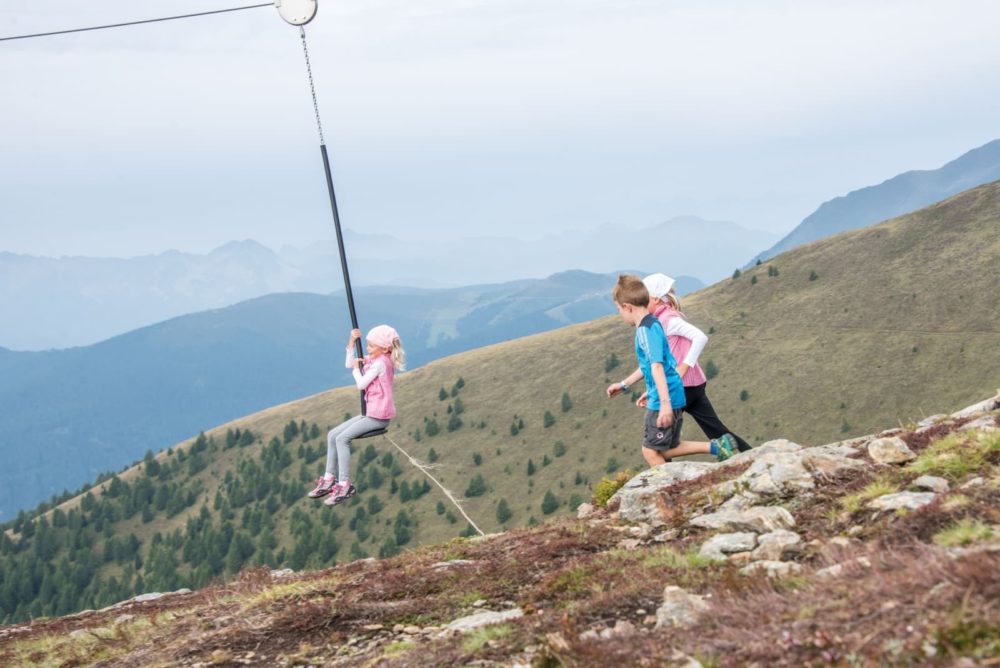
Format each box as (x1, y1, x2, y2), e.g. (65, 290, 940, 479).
(275, 0, 317, 26)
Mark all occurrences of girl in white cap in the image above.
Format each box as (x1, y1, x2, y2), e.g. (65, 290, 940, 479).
(609, 274, 751, 453)
(308, 324, 405, 506)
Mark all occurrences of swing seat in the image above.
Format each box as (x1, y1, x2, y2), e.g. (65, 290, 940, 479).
(355, 426, 388, 440)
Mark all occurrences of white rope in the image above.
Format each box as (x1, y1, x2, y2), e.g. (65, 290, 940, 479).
(382, 433, 486, 536)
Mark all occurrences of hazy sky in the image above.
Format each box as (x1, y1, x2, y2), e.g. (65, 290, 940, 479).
(2, 0, 998, 257)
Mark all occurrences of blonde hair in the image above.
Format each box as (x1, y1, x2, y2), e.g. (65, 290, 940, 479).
(390, 338, 406, 371)
(612, 274, 649, 308)
(664, 291, 683, 315)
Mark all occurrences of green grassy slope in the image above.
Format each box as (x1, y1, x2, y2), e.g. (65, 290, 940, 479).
(687, 178, 1000, 444)
(2, 180, 998, 622)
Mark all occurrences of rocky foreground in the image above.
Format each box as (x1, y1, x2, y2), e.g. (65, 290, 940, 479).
(2, 392, 999, 667)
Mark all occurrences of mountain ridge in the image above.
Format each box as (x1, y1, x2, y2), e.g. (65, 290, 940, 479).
(751, 138, 1000, 263)
(0, 216, 765, 350)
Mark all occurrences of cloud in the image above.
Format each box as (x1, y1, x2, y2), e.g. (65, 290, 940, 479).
(1, 0, 998, 255)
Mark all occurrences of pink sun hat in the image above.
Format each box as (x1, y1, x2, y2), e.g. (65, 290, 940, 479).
(366, 324, 399, 350)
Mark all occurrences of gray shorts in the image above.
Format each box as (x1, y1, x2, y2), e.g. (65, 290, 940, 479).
(643, 409, 683, 451)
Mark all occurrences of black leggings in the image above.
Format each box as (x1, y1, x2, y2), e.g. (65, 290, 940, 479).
(683, 383, 751, 452)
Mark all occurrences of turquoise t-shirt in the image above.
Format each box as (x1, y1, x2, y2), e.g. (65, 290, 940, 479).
(635, 313, 686, 411)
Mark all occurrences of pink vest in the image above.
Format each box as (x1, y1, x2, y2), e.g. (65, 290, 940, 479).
(362, 353, 396, 420)
(654, 305, 708, 387)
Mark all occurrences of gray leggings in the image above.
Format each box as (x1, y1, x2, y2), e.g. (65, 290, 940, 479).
(326, 415, 389, 480)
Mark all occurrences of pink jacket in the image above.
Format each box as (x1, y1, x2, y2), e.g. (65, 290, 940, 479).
(346, 351, 396, 420)
(653, 305, 708, 387)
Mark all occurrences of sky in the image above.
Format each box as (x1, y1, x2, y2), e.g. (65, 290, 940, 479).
(1, 0, 999, 258)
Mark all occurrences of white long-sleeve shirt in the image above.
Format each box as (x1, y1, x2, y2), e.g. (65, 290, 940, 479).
(663, 317, 708, 367)
(345, 349, 386, 390)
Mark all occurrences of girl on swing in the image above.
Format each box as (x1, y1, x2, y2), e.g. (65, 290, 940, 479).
(308, 324, 405, 506)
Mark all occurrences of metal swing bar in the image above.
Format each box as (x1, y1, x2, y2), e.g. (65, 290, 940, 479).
(285, 2, 375, 426)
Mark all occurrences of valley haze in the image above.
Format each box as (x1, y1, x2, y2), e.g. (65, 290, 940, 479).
(0, 215, 743, 351)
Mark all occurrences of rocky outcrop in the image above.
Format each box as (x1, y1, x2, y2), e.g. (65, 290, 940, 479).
(607, 389, 1000, 589)
(951, 392, 1000, 419)
(689, 506, 796, 533)
(611, 462, 715, 524)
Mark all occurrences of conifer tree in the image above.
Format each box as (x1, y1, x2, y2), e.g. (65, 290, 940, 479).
(465, 474, 487, 497)
(542, 491, 559, 515)
(496, 498, 512, 524)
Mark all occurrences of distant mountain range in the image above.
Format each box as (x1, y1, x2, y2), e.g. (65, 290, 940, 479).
(751, 138, 1000, 263)
(0, 216, 770, 350)
(0, 269, 702, 517)
(6, 139, 999, 352)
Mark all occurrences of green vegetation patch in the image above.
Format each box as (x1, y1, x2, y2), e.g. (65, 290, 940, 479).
(908, 431, 1000, 481)
(382, 640, 415, 657)
(242, 577, 338, 610)
(461, 623, 513, 653)
(592, 470, 634, 508)
(933, 518, 995, 548)
(640, 545, 714, 571)
(839, 476, 900, 515)
(3, 614, 171, 668)
(934, 614, 1000, 660)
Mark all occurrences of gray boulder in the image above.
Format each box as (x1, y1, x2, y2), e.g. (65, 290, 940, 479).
(815, 556, 872, 580)
(443, 608, 524, 634)
(734, 452, 816, 497)
(751, 530, 804, 561)
(917, 414, 947, 428)
(717, 492, 761, 512)
(800, 450, 867, 478)
(699, 532, 758, 561)
(869, 491, 935, 511)
(958, 416, 998, 433)
(912, 476, 949, 493)
(689, 506, 796, 533)
(655, 586, 710, 628)
(740, 560, 803, 578)
(612, 462, 716, 524)
(951, 391, 1000, 419)
(721, 439, 802, 467)
(867, 437, 916, 464)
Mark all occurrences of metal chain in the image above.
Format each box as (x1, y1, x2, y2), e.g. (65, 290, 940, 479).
(299, 26, 326, 145)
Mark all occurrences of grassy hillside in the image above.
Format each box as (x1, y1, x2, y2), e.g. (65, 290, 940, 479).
(2, 399, 998, 666)
(1, 181, 999, 623)
(693, 178, 1000, 444)
(3, 269, 692, 517)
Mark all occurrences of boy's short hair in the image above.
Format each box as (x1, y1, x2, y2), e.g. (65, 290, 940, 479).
(612, 274, 650, 307)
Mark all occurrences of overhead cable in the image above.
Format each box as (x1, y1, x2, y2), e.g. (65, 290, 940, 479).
(0, 3, 272, 43)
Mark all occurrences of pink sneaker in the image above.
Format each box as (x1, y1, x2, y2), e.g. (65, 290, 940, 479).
(308, 476, 336, 499)
(323, 481, 356, 506)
